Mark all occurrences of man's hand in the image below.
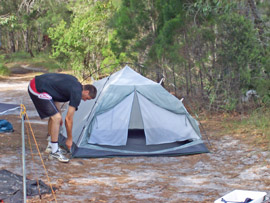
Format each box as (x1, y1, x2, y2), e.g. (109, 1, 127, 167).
(66, 137, 73, 150)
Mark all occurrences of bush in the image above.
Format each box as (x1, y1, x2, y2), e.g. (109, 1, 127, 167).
(0, 63, 10, 76)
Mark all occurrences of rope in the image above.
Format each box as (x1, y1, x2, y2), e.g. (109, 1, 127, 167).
(25, 123, 42, 199)
(20, 104, 58, 202)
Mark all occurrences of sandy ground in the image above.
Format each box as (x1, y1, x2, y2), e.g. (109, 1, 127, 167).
(0, 67, 270, 203)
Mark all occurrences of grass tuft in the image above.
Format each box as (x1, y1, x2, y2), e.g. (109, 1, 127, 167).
(222, 107, 270, 150)
(5, 51, 61, 72)
(0, 63, 10, 76)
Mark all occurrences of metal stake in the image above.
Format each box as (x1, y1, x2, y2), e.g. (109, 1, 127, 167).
(21, 114, 26, 203)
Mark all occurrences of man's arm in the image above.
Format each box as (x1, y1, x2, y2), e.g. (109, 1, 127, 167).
(65, 106, 76, 150)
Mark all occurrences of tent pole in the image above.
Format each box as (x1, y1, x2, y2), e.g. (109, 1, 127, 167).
(21, 114, 27, 203)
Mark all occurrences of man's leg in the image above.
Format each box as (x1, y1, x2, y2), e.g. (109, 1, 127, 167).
(49, 112, 62, 151)
(46, 102, 61, 152)
(48, 117, 52, 138)
(44, 118, 52, 153)
(49, 112, 69, 163)
(48, 102, 61, 138)
(45, 113, 62, 154)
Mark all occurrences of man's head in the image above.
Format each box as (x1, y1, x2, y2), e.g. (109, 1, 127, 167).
(82, 84, 97, 101)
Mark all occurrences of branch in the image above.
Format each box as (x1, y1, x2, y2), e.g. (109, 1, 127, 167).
(19, 0, 35, 13)
(0, 14, 10, 19)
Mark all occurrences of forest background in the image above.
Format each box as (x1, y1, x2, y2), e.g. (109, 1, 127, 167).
(0, 0, 269, 114)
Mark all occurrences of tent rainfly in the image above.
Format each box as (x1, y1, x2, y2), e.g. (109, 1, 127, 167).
(59, 66, 209, 158)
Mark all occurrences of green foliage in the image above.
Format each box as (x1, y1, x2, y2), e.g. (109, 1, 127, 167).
(0, 63, 10, 76)
(254, 47, 270, 105)
(48, 0, 117, 76)
(110, 0, 155, 61)
(154, 14, 182, 58)
(5, 51, 60, 71)
(161, 0, 183, 21)
(47, 20, 69, 65)
(0, 0, 70, 54)
(235, 107, 270, 137)
(0, 54, 9, 76)
(221, 107, 270, 150)
(6, 51, 32, 62)
(222, 98, 238, 112)
(255, 78, 270, 105)
(1, 0, 269, 111)
(36, 1, 72, 35)
(251, 108, 270, 135)
(110, 0, 186, 78)
(0, 15, 16, 26)
(208, 13, 264, 109)
(186, 0, 237, 19)
(30, 52, 61, 71)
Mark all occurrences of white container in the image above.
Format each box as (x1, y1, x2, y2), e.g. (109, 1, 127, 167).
(214, 190, 267, 203)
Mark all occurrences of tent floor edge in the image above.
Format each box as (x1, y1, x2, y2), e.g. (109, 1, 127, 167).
(70, 143, 209, 158)
(58, 134, 209, 159)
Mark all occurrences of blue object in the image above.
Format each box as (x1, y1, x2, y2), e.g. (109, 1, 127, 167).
(0, 119, 14, 133)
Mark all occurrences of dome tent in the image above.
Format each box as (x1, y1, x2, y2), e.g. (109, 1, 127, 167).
(59, 66, 209, 157)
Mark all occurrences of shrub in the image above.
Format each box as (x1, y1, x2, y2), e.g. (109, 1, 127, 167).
(0, 63, 10, 76)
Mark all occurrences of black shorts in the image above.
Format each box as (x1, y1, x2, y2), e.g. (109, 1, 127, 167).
(28, 79, 59, 119)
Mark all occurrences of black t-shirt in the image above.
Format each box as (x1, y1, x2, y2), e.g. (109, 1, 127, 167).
(35, 73, 82, 109)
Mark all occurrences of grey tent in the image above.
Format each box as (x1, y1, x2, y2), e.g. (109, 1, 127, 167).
(59, 66, 209, 157)
(0, 103, 20, 115)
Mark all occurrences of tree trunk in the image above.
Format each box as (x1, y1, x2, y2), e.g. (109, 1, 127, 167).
(188, 60, 193, 96)
(184, 62, 189, 96)
(9, 31, 16, 53)
(155, 64, 163, 85)
(37, 26, 42, 52)
(0, 28, 2, 49)
(172, 65, 177, 97)
(247, 0, 265, 47)
(23, 29, 34, 57)
(23, 30, 29, 52)
(199, 66, 204, 97)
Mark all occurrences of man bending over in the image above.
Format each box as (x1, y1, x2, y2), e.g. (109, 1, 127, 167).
(28, 73, 97, 163)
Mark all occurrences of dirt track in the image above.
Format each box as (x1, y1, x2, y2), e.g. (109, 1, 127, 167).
(0, 68, 270, 202)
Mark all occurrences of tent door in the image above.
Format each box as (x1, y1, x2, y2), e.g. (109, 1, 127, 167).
(128, 91, 144, 130)
(88, 93, 135, 146)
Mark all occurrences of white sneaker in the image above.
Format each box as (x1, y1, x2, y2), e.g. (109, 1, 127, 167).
(49, 149, 70, 163)
(45, 144, 68, 155)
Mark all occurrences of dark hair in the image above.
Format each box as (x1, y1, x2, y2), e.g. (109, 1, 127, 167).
(83, 84, 97, 99)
